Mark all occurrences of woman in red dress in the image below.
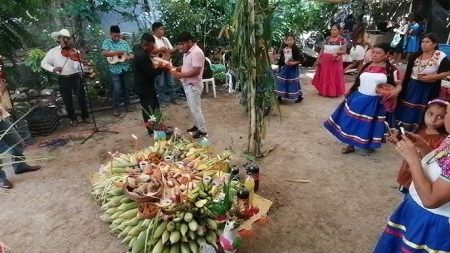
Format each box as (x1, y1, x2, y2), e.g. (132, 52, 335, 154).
(312, 24, 347, 97)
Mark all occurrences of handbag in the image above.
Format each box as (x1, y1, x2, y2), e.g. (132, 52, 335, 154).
(390, 33, 402, 48)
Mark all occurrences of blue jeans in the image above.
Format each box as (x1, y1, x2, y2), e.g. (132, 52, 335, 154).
(111, 72, 130, 109)
(155, 71, 176, 102)
(0, 118, 26, 180)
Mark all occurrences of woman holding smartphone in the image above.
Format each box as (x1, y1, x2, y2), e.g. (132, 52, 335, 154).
(394, 33, 450, 132)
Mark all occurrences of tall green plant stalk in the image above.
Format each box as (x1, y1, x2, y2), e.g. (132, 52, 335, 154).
(231, 0, 277, 157)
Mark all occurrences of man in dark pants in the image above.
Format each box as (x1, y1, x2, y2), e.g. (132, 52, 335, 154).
(102, 25, 134, 116)
(41, 28, 90, 126)
(132, 33, 163, 135)
(0, 79, 41, 189)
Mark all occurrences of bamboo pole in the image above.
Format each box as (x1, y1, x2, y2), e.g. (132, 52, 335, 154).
(249, 0, 257, 155)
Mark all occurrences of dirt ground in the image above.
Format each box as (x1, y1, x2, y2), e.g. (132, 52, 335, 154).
(0, 72, 404, 253)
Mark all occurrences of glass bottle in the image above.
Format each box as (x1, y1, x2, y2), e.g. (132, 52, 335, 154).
(244, 174, 255, 205)
(247, 164, 260, 192)
(230, 166, 240, 182)
(236, 187, 249, 210)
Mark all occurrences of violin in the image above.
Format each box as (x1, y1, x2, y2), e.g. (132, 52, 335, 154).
(61, 47, 84, 62)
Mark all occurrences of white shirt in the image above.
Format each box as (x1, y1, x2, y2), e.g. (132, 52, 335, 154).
(283, 48, 293, 64)
(323, 44, 343, 54)
(358, 72, 387, 96)
(350, 45, 365, 61)
(153, 36, 173, 61)
(153, 36, 173, 50)
(410, 151, 450, 217)
(41, 46, 84, 76)
(411, 50, 447, 80)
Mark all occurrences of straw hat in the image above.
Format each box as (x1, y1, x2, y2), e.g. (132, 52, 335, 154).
(50, 29, 71, 41)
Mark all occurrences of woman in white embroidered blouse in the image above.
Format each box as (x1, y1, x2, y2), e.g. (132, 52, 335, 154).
(394, 33, 450, 132)
(374, 101, 450, 252)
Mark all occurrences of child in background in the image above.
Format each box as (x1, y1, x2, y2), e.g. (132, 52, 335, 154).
(387, 99, 448, 194)
(275, 34, 303, 103)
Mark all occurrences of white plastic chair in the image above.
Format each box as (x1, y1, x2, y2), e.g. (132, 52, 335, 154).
(225, 72, 233, 93)
(202, 57, 216, 98)
(221, 53, 235, 93)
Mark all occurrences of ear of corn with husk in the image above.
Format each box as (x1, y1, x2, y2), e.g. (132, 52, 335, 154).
(90, 138, 236, 253)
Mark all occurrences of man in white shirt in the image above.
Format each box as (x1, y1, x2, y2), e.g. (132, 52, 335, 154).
(152, 22, 178, 105)
(41, 29, 90, 127)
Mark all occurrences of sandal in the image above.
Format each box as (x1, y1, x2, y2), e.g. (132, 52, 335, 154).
(341, 145, 355, 154)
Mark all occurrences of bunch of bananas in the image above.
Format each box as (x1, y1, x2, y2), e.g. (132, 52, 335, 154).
(150, 212, 219, 253)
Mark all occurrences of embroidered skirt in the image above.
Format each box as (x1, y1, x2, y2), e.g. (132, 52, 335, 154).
(395, 79, 440, 131)
(324, 91, 386, 149)
(373, 196, 450, 253)
(275, 65, 302, 99)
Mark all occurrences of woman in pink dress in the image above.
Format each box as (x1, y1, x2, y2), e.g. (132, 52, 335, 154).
(312, 24, 347, 97)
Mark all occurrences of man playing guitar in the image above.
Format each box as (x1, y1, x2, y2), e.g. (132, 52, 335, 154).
(41, 28, 90, 127)
(102, 25, 134, 116)
(152, 22, 179, 105)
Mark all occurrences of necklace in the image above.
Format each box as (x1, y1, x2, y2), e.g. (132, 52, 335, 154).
(417, 51, 435, 73)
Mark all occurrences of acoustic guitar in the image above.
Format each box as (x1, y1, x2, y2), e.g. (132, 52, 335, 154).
(107, 53, 131, 64)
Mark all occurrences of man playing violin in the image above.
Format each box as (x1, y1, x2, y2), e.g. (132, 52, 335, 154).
(102, 25, 134, 116)
(41, 28, 90, 127)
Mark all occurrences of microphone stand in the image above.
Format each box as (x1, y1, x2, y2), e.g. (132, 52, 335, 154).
(73, 49, 118, 144)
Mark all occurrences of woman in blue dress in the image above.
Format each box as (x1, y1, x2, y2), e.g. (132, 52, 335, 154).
(373, 103, 450, 252)
(324, 43, 401, 154)
(395, 33, 450, 132)
(275, 34, 303, 103)
(404, 16, 421, 61)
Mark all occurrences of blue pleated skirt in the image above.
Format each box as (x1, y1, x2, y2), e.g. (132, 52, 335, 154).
(324, 91, 386, 149)
(405, 35, 419, 53)
(395, 79, 439, 132)
(275, 65, 302, 99)
(373, 196, 450, 253)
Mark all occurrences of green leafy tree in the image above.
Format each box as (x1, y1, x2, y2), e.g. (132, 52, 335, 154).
(0, 0, 47, 59)
(271, 0, 337, 44)
(158, 0, 234, 53)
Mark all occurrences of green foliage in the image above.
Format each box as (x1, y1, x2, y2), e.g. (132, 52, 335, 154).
(25, 49, 46, 75)
(271, 0, 337, 44)
(0, 0, 46, 59)
(158, 0, 234, 52)
(24, 48, 48, 88)
(213, 71, 226, 84)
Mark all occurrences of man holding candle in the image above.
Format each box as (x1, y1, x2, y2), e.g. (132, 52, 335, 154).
(171, 32, 208, 139)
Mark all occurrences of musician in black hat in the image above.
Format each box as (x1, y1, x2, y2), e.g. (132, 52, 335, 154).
(102, 25, 134, 116)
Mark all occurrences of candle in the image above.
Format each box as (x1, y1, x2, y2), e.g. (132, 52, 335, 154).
(107, 151, 113, 174)
(131, 134, 138, 152)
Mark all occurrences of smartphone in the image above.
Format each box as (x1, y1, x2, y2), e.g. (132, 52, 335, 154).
(397, 122, 407, 135)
